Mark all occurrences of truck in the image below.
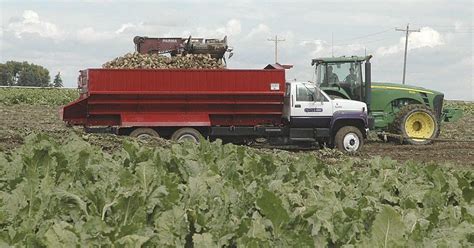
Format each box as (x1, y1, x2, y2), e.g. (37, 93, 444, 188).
(61, 68, 369, 152)
(312, 55, 462, 145)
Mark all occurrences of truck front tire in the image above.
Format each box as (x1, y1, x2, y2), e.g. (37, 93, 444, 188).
(334, 126, 364, 152)
(171, 128, 202, 143)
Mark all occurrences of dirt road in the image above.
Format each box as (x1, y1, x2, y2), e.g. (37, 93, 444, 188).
(363, 141, 473, 166)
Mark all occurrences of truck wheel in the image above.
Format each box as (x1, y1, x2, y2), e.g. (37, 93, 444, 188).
(171, 128, 202, 143)
(334, 126, 364, 152)
(391, 105, 439, 145)
(130, 128, 159, 139)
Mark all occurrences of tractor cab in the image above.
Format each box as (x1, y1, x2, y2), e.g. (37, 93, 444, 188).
(312, 56, 372, 105)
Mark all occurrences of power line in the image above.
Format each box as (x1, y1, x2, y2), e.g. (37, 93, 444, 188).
(267, 35, 285, 63)
(396, 24, 420, 85)
(437, 31, 474, 33)
(297, 24, 471, 53)
(298, 27, 407, 45)
(432, 27, 473, 30)
(336, 35, 398, 46)
(364, 36, 398, 44)
(418, 25, 474, 28)
(331, 32, 334, 57)
(334, 28, 393, 43)
(409, 24, 473, 33)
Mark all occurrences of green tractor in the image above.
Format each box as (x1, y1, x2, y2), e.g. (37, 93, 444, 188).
(312, 55, 462, 144)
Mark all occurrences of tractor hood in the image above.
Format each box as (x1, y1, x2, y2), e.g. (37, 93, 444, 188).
(332, 98, 368, 113)
(372, 82, 443, 96)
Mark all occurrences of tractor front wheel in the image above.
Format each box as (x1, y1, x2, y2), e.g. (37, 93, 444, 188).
(391, 105, 439, 145)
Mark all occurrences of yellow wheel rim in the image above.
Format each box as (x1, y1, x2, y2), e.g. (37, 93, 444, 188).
(404, 111, 435, 141)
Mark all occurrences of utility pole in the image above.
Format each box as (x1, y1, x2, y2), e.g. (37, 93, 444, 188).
(396, 24, 420, 84)
(267, 35, 285, 63)
(331, 32, 334, 57)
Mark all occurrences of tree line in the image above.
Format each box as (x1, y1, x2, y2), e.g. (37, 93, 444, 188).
(0, 61, 63, 87)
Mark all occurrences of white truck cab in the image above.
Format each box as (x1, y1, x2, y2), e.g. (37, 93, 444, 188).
(283, 81, 368, 151)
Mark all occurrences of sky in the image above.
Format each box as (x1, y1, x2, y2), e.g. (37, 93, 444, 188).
(0, 0, 472, 100)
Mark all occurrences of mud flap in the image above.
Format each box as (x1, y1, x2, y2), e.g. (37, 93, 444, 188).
(61, 97, 88, 125)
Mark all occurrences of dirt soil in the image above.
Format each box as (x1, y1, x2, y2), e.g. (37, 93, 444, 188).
(363, 108, 474, 166)
(363, 141, 473, 166)
(0, 104, 473, 166)
(0, 105, 169, 153)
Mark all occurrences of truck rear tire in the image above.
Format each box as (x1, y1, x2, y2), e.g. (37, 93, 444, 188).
(334, 126, 364, 152)
(130, 128, 159, 139)
(171, 128, 202, 143)
(391, 105, 439, 145)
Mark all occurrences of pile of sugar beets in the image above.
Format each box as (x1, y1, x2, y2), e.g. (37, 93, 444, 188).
(103, 52, 224, 69)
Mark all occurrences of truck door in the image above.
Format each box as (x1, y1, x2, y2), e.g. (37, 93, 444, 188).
(290, 83, 333, 128)
(282, 83, 291, 122)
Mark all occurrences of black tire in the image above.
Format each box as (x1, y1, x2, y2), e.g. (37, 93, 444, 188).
(334, 126, 364, 152)
(130, 128, 159, 139)
(171, 128, 202, 143)
(390, 104, 439, 145)
(133, 36, 145, 44)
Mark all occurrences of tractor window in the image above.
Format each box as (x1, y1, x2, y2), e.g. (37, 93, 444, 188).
(317, 61, 364, 100)
(317, 63, 346, 86)
(317, 62, 362, 86)
(353, 62, 364, 100)
(316, 64, 326, 86)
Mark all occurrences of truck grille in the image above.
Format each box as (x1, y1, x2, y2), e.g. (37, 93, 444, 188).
(433, 94, 443, 121)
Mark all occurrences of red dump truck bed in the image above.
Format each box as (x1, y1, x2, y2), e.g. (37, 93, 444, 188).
(62, 68, 286, 127)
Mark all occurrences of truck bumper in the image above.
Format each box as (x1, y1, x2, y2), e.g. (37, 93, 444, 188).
(368, 116, 375, 129)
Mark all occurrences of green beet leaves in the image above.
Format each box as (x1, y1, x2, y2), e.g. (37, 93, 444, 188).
(0, 134, 472, 247)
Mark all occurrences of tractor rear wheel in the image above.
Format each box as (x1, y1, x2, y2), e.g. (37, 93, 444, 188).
(391, 104, 439, 145)
(130, 128, 159, 139)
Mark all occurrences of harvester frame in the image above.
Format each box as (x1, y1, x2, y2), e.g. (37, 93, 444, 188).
(133, 35, 233, 63)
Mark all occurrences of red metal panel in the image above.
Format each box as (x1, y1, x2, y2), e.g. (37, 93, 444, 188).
(61, 97, 88, 124)
(63, 68, 286, 127)
(88, 69, 285, 94)
(121, 113, 210, 127)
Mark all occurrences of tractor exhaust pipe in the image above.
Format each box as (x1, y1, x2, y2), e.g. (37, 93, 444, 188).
(365, 58, 372, 111)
